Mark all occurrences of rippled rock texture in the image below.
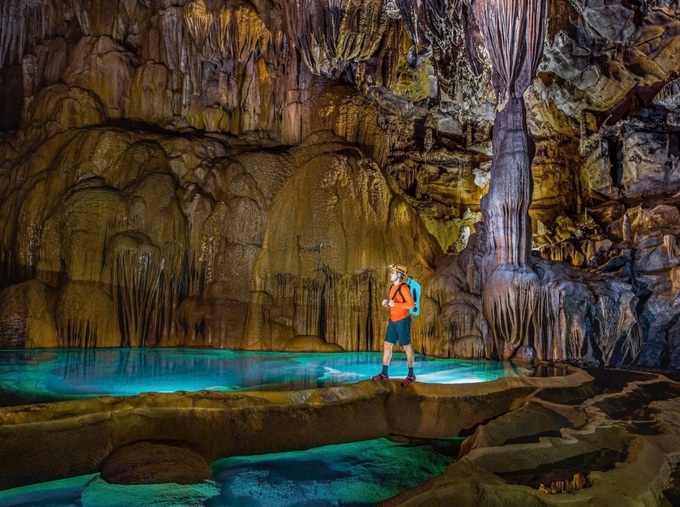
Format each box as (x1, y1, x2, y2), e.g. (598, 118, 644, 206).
(1, 0, 680, 369)
(2, 367, 680, 506)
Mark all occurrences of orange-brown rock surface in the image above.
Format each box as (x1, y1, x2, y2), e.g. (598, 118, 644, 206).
(1, 0, 680, 371)
(382, 369, 680, 506)
(5, 2, 680, 505)
(99, 441, 212, 485)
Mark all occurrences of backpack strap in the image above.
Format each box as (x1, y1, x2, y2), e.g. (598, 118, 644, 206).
(395, 282, 407, 303)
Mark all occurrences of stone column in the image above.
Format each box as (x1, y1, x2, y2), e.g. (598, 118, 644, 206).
(465, 0, 549, 359)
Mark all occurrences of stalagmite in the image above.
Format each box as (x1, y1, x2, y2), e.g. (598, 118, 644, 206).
(462, 0, 548, 360)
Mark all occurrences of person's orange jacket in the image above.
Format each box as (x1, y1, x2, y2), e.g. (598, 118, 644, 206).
(388, 282, 414, 322)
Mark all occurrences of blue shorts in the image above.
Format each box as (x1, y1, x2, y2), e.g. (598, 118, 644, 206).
(385, 317, 412, 346)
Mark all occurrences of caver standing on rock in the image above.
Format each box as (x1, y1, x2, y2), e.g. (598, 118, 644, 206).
(372, 263, 416, 386)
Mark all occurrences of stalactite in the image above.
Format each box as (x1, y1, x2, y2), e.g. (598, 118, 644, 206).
(56, 281, 121, 348)
(530, 281, 567, 361)
(61, 319, 95, 348)
(216, 6, 270, 63)
(477, 275, 641, 366)
(0, 0, 42, 69)
(155, 253, 185, 343)
(278, 0, 388, 79)
(322, 269, 379, 351)
(112, 248, 163, 348)
(451, 311, 474, 339)
(267, 268, 383, 351)
(0, 245, 16, 288)
(594, 282, 641, 366)
(272, 273, 318, 339)
(392, 0, 483, 100)
(179, 0, 276, 133)
(183, 0, 212, 52)
(186, 251, 205, 297)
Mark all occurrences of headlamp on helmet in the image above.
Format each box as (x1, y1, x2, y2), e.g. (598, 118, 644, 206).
(388, 263, 408, 277)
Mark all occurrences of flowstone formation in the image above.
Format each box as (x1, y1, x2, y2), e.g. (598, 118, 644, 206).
(382, 369, 680, 506)
(468, 0, 550, 362)
(0, 0, 680, 370)
(245, 132, 442, 352)
(0, 125, 294, 349)
(0, 124, 440, 350)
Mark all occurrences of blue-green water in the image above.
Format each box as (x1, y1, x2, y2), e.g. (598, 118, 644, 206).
(0, 348, 536, 404)
(0, 437, 458, 507)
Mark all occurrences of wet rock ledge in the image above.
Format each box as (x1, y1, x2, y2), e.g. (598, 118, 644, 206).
(1, 366, 680, 506)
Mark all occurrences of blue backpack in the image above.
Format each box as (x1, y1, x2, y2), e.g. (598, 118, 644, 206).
(397, 277, 421, 316)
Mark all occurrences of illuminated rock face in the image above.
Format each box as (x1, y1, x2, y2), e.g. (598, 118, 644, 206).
(0, 124, 442, 350)
(0, 0, 680, 369)
(246, 131, 442, 351)
(0, 126, 278, 348)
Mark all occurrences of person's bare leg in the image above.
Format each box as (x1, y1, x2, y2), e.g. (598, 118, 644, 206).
(372, 342, 394, 379)
(404, 344, 414, 368)
(382, 341, 394, 366)
(401, 344, 416, 386)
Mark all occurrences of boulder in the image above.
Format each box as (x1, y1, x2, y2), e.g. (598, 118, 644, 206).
(99, 441, 211, 485)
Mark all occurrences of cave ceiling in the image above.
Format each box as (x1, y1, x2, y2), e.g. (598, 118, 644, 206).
(1, 0, 674, 212)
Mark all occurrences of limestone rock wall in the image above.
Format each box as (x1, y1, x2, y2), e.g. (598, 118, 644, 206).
(0, 120, 296, 348)
(427, 248, 642, 368)
(0, 116, 442, 351)
(245, 132, 442, 351)
(2, 0, 680, 369)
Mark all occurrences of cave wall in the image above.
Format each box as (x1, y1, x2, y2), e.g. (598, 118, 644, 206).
(1, 0, 680, 368)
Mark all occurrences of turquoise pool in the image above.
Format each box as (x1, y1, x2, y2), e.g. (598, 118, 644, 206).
(0, 437, 459, 506)
(0, 348, 540, 405)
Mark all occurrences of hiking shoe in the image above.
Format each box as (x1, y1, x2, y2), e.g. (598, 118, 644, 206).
(371, 372, 389, 380)
(401, 375, 416, 387)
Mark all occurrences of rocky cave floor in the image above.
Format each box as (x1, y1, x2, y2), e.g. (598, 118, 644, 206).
(384, 365, 680, 506)
(2, 364, 680, 506)
(580, 367, 680, 506)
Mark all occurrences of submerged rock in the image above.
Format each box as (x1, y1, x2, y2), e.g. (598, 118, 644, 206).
(99, 441, 211, 485)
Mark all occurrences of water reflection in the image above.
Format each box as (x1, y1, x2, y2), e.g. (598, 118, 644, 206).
(0, 348, 563, 405)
